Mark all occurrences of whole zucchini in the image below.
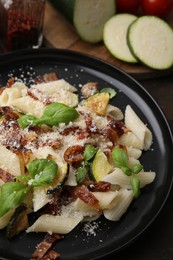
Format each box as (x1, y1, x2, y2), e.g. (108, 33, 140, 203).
(49, 0, 116, 43)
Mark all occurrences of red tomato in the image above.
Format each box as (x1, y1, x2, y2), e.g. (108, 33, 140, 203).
(116, 0, 141, 15)
(141, 0, 173, 18)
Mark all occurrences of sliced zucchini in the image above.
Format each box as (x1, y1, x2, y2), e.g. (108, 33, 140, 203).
(84, 92, 110, 116)
(128, 16, 173, 69)
(91, 149, 113, 182)
(49, 0, 116, 43)
(103, 13, 138, 63)
(6, 205, 28, 239)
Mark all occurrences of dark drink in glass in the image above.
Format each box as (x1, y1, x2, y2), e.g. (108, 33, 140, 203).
(0, 0, 46, 52)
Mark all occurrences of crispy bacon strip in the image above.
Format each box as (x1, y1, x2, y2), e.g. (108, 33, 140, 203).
(0, 106, 19, 121)
(34, 72, 58, 84)
(102, 119, 125, 143)
(0, 168, 14, 182)
(81, 82, 98, 99)
(64, 145, 84, 163)
(42, 250, 60, 260)
(31, 233, 61, 260)
(86, 181, 111, 192)
(75, 185, 100, 210)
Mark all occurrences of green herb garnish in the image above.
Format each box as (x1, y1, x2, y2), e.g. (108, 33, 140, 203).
(112, 147, 143, 198)
(75, 145, 97, 184)
(0, 159, 58, 217)
(18, 102, 79, 128)
(100, 88, 117, 99)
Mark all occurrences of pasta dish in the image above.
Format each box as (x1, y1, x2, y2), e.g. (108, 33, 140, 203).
(0, 73, 155, 259)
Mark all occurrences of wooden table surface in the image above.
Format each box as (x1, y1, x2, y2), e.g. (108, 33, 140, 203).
(43, 2, 173, 260)
(43, 1, 173, 80)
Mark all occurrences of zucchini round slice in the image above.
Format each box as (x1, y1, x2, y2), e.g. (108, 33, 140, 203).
(128, 16, 173, 70)
(49, 0, 116, 43)
(103, 14, 138, 63)
(91, 149, 113, 182)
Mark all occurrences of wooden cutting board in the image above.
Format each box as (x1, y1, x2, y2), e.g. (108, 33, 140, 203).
(43, 2, 173, 80)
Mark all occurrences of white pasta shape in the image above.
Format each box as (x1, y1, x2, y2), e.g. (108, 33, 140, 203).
(105, 104, 124, 120)
(103, 189, 133, 221)
(12, 96, 45, 118)
(0, 88, 21, 107)
(103, 168, 155, 189)
(93, 191, 120, 209)
(32, 79, 77, 93)
(74, 198, 99, 218)
(12, 82, 28, 96)
(26, 214, 83, 234)
(126, 147, 142, 159)
(117, 131, 143, 150)
(125, 105, 153, 150)
(0, 144, 23, 176)
(32, 186, 51, 212)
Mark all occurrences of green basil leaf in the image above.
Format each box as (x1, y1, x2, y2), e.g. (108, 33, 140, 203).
(76, 167, 87, 185)
(112, 147, 128, 168)
(0, 182, 29, 217)
(83, 145, 97, 162)
(131, 176, 141, 198)
(28, 159, 58, 187)
(33, 102, 79, 126)
(15, 175, 31, 185)
(131, 163, 143, 174)
(18, 114, 36, 128)
(100, 88, 117, 99)
(121, 166, 132, 176)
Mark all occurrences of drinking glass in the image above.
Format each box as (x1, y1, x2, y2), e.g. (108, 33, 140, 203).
(0, 0, 46, 52)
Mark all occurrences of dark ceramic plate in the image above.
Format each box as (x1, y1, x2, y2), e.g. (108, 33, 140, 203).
(0, 49, 172, 260)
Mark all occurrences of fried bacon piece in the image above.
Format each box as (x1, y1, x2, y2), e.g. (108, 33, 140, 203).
(75, 185, 100, 210)
(81, 82, 98, 99)
(31, 233, 61, 260)
(0, 106, 19, 121)
(64, 145, 85, 163)
(0, 168, 15, 182)
(34, 72, 58, 84)
(42, 250, 60, 260)
(85, 181, 111, 192)
(102, 119, 125, 143)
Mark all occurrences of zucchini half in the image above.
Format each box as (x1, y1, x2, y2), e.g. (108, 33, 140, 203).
(49, 0, 116, 43)
(103, 13, 138, 63)
(128, 16, 173, 70)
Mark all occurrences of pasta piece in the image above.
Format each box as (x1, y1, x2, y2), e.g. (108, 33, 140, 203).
(12, 96, 45, 118)
(103, 168, 155, 189)
(12, 82, 28, 96)
(117, 131, 144, 149)
(93, 191, 120, 209)
(31, 79, 79, 107)
(0, 144, 23, 176)
(32, 79, 77, 94)
(0, 209, 15, 229)
(26, 214, 83, 234)
(105, 104, 124, 120)
(74, 198, 99, 218)
(125, 105, 153, 150)
(104, 189, 133, 221)
(32, 187, 51, 212)
(126, 146, 142, 159)
(137, 171, 156, 188)
(0, 88, 21, 107)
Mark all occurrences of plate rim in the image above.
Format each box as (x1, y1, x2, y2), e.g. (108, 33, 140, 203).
(0, 48, 173, 260)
